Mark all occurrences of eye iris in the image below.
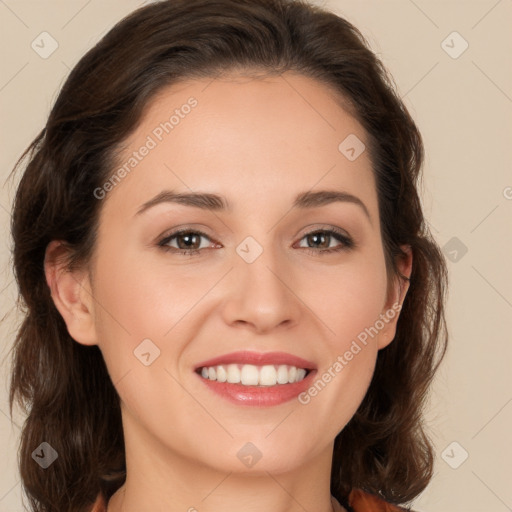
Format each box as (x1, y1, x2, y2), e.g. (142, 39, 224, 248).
(177, 233, 200, 250)
(308, 232, 329, 248)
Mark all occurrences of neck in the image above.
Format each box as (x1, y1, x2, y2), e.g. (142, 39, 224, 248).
(108, 485, 346, 512)
(107, 410, 346, 512)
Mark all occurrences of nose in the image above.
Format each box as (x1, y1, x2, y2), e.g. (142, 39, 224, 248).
(220, 245, 302, 334)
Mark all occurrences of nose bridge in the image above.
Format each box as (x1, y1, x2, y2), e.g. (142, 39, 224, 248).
(221, 233, 300, 332)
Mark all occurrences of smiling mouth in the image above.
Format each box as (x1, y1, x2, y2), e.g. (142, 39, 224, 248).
(196, 363, 312, 387)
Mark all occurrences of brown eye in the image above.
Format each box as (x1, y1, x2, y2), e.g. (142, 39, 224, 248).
(174, 232, 203, 250)
(159, 229, 216, 254)
(304, 232, 331, 249)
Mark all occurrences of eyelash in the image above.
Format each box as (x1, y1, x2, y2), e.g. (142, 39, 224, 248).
(157, 227, 354, 256)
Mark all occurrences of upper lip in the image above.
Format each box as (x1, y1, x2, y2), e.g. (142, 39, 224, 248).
(194, 350, 317, 371)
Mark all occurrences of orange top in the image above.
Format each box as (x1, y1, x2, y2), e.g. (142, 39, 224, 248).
(90, 488, 405, 512)
(347, 489, 406, 511)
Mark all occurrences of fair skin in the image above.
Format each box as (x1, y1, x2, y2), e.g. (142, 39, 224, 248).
(45, 72, 412, 512)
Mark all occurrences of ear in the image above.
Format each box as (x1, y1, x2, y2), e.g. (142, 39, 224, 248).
(377, 244, 413, 350)
(44, 240, 98, 346)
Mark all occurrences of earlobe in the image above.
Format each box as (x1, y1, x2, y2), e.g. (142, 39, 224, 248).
(377, 245, 413, 350)
(44, 240, 98, 346)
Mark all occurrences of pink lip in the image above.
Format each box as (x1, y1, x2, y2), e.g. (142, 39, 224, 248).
(196, 370, 317, 407)
(194, 350, 317, 371)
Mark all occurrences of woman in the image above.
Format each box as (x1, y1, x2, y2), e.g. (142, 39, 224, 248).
(8, 1, 448, 511)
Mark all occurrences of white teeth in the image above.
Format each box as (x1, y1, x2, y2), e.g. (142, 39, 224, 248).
(216, 365, 227, 382)
(259, 365, 277, 386)
(276, 365, 289, 384)
(226, 364, 240, 383)
(240, 364, 259, 385)
(199, 363, 309, 386)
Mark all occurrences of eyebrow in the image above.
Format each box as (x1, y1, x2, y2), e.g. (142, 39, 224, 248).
(135, 189, 372, 223)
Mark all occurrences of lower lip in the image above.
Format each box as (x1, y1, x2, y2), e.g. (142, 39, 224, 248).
(195, 370, 317, 407)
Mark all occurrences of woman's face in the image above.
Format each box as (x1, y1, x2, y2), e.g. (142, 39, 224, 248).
(64, 72, 409, 475)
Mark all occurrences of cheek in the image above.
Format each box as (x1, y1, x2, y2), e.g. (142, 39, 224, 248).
(92, 245, 204, 336)
(89, 250, 175, 379)
(90, 245, 229, 391)
(298, 264, 385, 434)
(305, 249, 389, 347)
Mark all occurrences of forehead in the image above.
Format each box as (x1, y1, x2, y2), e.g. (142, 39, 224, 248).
(102, 71, 376, 218)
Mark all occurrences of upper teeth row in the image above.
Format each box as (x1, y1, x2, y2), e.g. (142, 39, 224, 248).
(200, 364, 307, 386)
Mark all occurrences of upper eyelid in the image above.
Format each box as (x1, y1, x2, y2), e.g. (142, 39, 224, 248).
(159, 228, 215, 246)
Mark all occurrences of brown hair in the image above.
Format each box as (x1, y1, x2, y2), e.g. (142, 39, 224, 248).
(8, 0, 448, 511)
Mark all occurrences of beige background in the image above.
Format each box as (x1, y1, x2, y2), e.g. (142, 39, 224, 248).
(1, 1, 511, 511)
